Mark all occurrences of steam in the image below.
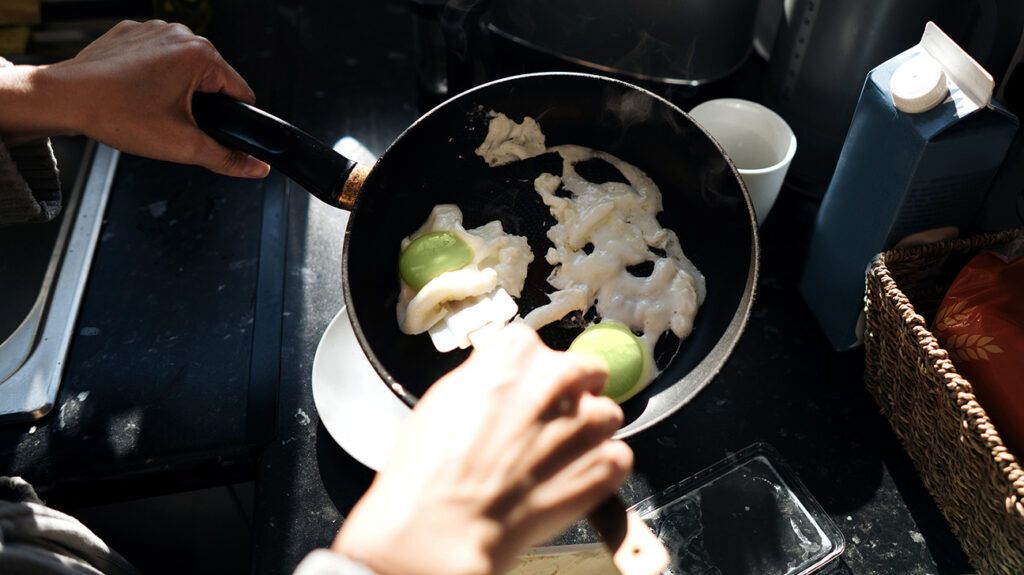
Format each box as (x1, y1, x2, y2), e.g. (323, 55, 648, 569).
(441, 0, 489, 58)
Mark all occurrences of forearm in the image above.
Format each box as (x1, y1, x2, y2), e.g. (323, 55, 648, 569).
(0, 64, 79, 146)
(2, 20, 269, 179)
(0, 57, 63, 226)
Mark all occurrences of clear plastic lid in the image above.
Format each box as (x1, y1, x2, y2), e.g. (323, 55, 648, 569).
(511, 443, 845, 575)
(631, 443, 845, 575)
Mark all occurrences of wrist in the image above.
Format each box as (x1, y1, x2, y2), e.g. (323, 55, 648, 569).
(0, 63, 81, 143)
(331, 492, 499, 575)
(26, 63, 85, 137)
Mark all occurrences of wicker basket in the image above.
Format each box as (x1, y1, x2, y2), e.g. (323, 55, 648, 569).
(863, 229, 1024, 574)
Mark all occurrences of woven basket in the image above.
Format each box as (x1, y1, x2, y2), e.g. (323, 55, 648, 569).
(863, 229, 1024, 574)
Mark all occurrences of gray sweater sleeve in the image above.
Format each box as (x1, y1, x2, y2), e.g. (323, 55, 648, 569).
(293, 549, 376, 575)
(0, 477, 140, 575)
(0, 137, 62, 227)
(0, 55, 62, 228)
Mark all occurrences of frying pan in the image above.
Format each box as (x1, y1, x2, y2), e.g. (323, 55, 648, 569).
(192, 72, 758, 439)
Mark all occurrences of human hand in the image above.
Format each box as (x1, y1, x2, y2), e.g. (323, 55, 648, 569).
(331, 324, 633, 575)
(39, 20, 268, 178)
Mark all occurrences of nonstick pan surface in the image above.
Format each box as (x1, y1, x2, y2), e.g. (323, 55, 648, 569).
(341, 73, 758, 438)
(194, 73, 757, 439)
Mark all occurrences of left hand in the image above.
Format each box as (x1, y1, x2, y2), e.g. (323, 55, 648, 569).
(4, 19, 269, 178)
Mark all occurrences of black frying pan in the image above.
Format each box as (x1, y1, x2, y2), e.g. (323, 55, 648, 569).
(192, 72, 758, 440)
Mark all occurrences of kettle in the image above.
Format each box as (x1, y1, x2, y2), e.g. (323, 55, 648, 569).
(763, 0, 1017, 197)
(482, 0, 762, 86)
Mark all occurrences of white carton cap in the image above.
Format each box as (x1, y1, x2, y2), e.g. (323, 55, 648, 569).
(890, 53, 948, 113)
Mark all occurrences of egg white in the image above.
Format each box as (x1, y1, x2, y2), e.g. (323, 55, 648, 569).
(397, 205, 533, 335)
(475, 113, 706, 398)
(524, 144, 707, 349)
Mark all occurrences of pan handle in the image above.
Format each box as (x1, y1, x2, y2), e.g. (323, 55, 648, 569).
(191, 91, 363, 210)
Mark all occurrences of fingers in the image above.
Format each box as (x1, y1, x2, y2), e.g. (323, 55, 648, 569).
(519, 439, 633, 546)
(551, 352, 609, 398)
(107, 19, 141, 35)
(213, 58, 256, 104)
(192, 41, 256, 104)
(476, 324, 609, 398)
(531, 392, 624, 482)
(540, 439, 633, 511)
(544, 439, 633, 521)
(148, 18, 257, 105)
(67, 18, 269, 179)
(471, 322, 542, 357)
(194, 135, 270, 178)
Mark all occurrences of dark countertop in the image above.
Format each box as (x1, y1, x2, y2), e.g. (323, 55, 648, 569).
(249, 2, 973, 574)
(0, 0, 288, 505)
(252, 193, 973, 574)
(0, 1, 975, 573)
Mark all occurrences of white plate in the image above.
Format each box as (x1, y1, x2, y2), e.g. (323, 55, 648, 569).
(311, 306, 411, 471)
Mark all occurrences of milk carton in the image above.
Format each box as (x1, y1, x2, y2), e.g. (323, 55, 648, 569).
(801, 22, 1018, 351)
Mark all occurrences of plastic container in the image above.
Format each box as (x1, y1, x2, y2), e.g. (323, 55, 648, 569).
(511, 444, 845, 575)
(800, 22, 1018, 351)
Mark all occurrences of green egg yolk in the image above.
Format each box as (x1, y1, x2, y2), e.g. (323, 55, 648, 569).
(568, 321, 646, 402)
(399, 231, 474, 291)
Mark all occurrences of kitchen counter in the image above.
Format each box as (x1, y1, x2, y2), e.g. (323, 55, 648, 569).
(0, 0, 288, 505)
(250, 3, 973, 574)
(252, 194, 975, 575)
(0, 1, 976, 573)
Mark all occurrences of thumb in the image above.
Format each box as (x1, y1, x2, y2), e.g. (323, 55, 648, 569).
(196, 135, 270, 179)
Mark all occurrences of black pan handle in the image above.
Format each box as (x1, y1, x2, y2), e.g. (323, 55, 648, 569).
(191, 91, 365, 210)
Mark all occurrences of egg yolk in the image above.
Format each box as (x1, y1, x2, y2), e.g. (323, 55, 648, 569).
(399, 231, 474, 291)
(568, 321, 646, 402)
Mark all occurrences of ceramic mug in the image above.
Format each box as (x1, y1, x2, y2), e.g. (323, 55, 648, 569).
(689, 98, 796, 226)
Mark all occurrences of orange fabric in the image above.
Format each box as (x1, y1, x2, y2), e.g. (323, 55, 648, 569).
(934, 249, 1024, 455)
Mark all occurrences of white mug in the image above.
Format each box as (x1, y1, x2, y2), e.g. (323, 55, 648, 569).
(688, 98, 797, 226)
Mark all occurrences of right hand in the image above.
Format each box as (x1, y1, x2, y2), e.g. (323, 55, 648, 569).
(38, 20, 269, 178)
(331, 324, 633, 575)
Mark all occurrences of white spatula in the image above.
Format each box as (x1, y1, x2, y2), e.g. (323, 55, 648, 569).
(427, 288, 519, 352)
